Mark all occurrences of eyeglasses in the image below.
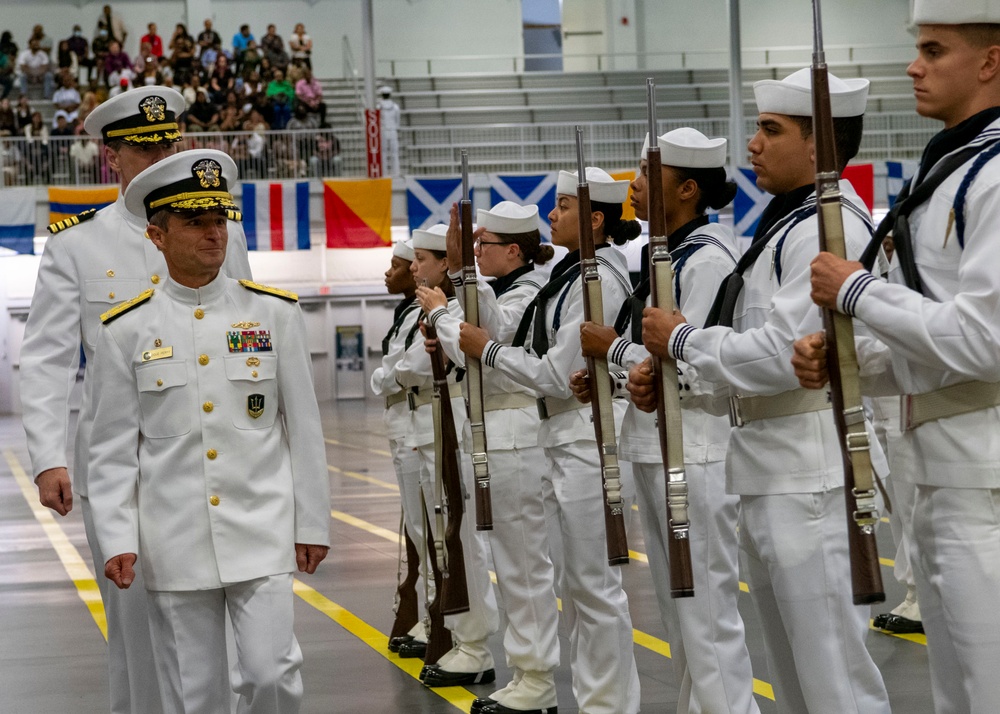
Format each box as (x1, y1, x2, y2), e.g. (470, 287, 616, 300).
(474, 239, 509, 249)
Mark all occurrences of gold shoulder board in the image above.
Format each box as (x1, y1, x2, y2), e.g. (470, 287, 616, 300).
(47, 208, 99, 235)
(238, 279, 299, 302)
(101, 289, 155, 324)
(226, 209, 243, 222)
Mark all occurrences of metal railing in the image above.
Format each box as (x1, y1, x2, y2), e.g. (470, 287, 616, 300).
(341, 35, 366, 124)
(379, 43, 917, 77)
(0, 112, 938, 188)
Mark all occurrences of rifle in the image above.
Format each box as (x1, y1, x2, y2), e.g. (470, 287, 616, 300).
(421, 490, 453, 666)
(811, 0, 885, 605)
(460, 150, 493, 531)
(426, 320, 471, 614)
(644, 79, 695, 598)
(388, 515, 421, 643)
(575, 126, 629, 566)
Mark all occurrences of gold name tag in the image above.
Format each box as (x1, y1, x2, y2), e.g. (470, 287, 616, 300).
(141, 347, 173, 362)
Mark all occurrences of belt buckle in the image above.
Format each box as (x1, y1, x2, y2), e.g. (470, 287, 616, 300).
(728, 396, 744, 428)
(406, 391, 416, 411)
(536, 397, 549, 421)
(900, 394, 915, 431)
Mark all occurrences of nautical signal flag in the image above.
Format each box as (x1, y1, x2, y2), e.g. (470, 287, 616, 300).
(842, 163, 874, 212)
(48, 186, 118, 225)
(241, 181, 311, 251)
(488, 173, 558, 241)
(886, 160, 919, 207)
(324, 178, 392, 248)
(609, 169, 637, 222)
(407, 177, 463, 233)
(733, 167, 769, 238)
(0, 187, 35, 254)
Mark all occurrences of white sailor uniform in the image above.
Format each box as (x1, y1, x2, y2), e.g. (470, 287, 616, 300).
(482, 244, 640, 714)
(837, 112, 1000, 713)
(394, 298, 501, 674)
(666, 182, 891, 714)
(19, 194, 251, 714)
(86, 275, 330, 714)
(611, 220, 760, 714)
(429, 263, 562, 710)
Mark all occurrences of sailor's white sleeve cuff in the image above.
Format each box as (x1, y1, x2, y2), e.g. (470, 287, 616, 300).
(669, 323, 697, 361)
(608, 337, 633, 369)
(838, 269, 878, 317)
(482, 340, 503, 368)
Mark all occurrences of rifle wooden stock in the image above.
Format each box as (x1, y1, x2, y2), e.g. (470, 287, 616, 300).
(575, 128, 629, 566)
(645, 81, 695, 597)
(389, 521, 421, 641)
(811, 2, 885, 605)
(421, 494, 453, 666)
(460, 152, 493, 531)
(426, 321, 471, 615)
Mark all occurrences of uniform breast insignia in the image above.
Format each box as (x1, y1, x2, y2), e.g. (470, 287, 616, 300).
(100, 289, 155, 324)
(228, 330, 272, 353)
(246, 356, 261, 367)
(231, 321, 260, 329)
(141, 346, 173, 362)
(226, 209, 243, 222)
(238, 279, 298, 302)
(247, 394, 265, 419)
(47, 208, 99, 235)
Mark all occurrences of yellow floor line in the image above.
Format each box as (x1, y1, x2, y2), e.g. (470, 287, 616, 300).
(332, 507, 777, 700)
(292, 579, 475, 712)
(3, 449, 108, 641)
(328, 464, 400, 492)
(324, 438, 393, 458)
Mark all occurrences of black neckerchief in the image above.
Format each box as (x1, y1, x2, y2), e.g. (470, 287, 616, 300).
(918, 106, 1000, 183)
(393, 294, 416, 322)
(488, 263, 535, 298)
(704, 184, 815, 328)
(615, 215, 712, 336)
(383, 295, 418, 354)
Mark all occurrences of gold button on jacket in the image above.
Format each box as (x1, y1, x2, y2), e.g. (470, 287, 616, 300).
(209, 495, 220, 506)
(198, 354, 209, 366)
(206, 449, 217, 460)
(194, 308, 204, 319)
(203, 402, 214, 413)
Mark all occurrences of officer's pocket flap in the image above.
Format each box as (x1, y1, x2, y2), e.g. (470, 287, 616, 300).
(224, 354, 277, 382)
(136, 361, 188, 392)
(85, 279, 145, 304)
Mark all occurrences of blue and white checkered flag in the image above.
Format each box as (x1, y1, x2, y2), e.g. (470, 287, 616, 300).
(733, 167, 770, 239)
(886, 160, 919, 208)
(406, 177, 463, 233)
(488, 173, 557, 241)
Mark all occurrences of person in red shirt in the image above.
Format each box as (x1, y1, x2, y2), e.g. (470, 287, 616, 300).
(141, 22, 163, 58)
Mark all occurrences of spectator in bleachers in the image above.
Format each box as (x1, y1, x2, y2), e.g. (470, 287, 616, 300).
(0, 47, 13, 100)
(0, 31, 17, 59)
(134, 41, 155, 76)
(261, 24, 288, 73)
(52, 110, 74, 136)
(22, 110, 50, 183)
(14, 95, 31, 132)
(52, 71, 81, 124)
(97, 4, 128, 47)
(218, 101, 243, 132)
(75, 90, 98, 132)
(295, 65, 326, 127)
(104, 41, 132, 85)
(65, 25, 94, 82)
(233, 24, 254, 73)
(270, 91, 292, 130)
(181, 73, 204, 107)
(197, 19, 222, 58)
(108, 73, 132, 97)
(29, 25, 53, 58)
(0, 97, 17, 135)
(289, 23, 311, 69)
(312, 130, 340, 177)
(158, 56, 174, 85)
(56, 40, 79, 77)
(69, 135, 100, 181)
(185, 87, 220, 132)
(91, 21, 110, 85)
(18, 39, 55, 99)
(208, 53, 235, 104)
(141, 23, 163, 58)
(138, 55, 163, 86)
(241, 39, 263, 79)
(266, 67, 295, 106)
(168, 23, 196, 85)
(241, 69, 265, 108)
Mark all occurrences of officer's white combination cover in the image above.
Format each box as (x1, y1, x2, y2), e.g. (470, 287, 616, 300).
(641, 128, 728, 168)
(753, 67, 869, 118)
(477, 201, 540, 235)
(557, 167, 630, 204)
(124, 149, 238, 220)
(913, 0, 1000, 23)
(392, 239, 415, 262)
(411, 223, 448, 251)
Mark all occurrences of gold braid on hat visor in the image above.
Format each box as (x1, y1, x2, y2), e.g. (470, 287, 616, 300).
(148, 191, 237, 211)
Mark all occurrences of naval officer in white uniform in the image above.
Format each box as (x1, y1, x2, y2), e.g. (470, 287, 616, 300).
(87, 149, 330, 714)
(19, 86, 251, 714)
